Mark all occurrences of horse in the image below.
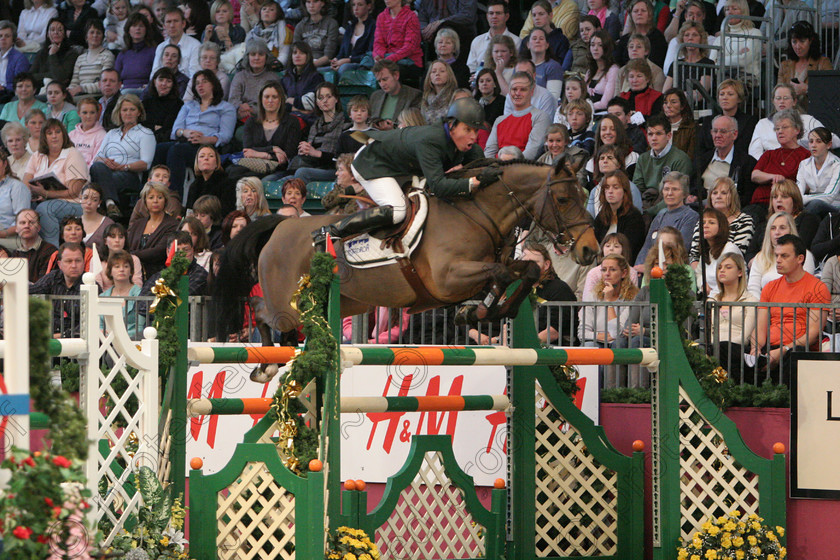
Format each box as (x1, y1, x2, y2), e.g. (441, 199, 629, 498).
(214, 156, 599, 381)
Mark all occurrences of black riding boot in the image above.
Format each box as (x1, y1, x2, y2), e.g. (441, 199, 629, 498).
(312, 206, 395, 249)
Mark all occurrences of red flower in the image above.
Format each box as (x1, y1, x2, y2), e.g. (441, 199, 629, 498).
(36, 535, 48, 544)
(81, 501, 89, 510)
(44, 497, 54, 507)
(22, 457, 35, 468)
(52, 456, 71, 468)
(12, 526, 32, 540)
(52, 507, 62, 518)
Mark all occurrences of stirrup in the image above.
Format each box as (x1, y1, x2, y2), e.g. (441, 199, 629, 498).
(311, 226, 331, 251)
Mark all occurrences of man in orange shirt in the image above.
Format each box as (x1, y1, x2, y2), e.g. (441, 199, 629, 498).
(752, 234, 829, 384)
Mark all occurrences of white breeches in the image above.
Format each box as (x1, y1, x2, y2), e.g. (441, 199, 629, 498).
(351, 164, 408, 223)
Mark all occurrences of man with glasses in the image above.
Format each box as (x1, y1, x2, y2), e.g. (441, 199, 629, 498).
(466, 0, 521, 74)
(691, 114, 756, 208)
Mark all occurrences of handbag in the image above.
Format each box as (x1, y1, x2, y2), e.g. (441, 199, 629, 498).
(236, 157, 282, 174)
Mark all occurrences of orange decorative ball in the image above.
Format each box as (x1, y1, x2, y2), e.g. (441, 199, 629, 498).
(650, 267, 663, 279)
(632, 440, 645, 452)
(355, 480, 366, 491)
(494, 478, 505, 489)
(190, 457, 204, 470)
(33, 451, 42, 458)
(773, 442, 786, 454)
(344, 479, 357, 491)
(309, 459, 323, 472)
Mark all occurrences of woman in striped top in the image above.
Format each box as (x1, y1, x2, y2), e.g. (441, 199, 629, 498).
(689, 176, 754, 264)
(67, 20, 115, 96)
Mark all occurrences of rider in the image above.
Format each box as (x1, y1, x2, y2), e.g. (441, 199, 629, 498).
(313, 98, 504, 246)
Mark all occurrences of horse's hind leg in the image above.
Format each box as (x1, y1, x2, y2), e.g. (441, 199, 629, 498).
(249, 296, 283, 383)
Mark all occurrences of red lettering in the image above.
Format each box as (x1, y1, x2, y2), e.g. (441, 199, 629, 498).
(417, 375, 463, 437)
(573, 378, 587, 410)
(188, 370, 227, 447)
(365, 375, 412, 453)
(484, 387, 507, 454)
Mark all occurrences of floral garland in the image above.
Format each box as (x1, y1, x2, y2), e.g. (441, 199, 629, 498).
(270, 253, 337, 474)
(152, 251, 190, 376)
(29, 297, 88, 460)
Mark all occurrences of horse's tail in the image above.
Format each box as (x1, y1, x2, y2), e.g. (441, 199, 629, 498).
(213, 215, 285, 338)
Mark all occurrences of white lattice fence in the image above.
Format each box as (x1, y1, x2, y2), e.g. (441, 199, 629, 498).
(216, 461, 296, 560)
(678, 386, 760, 540)
(534, 384, 618, 557)
(374, 451, 486, 560)
(78, 278, 159, 545)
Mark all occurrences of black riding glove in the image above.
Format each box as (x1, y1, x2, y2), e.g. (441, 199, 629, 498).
(474, 168, 503, 191)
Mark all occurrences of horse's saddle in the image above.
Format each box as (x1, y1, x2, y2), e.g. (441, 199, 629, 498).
(336, 183, 429, 269)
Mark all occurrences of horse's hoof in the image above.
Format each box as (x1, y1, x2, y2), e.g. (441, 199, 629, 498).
(454, 305, 476, 326)
(250, 364, 279, 383)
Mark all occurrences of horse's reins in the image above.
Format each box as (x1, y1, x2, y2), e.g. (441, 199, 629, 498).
(501, 170, 593, 254)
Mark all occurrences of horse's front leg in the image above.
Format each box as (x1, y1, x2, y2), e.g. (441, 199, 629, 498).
(494, 260, 541, 319)
(445, 261, 516, 324)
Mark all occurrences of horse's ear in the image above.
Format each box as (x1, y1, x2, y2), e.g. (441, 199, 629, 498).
(552, 152, 568, 175)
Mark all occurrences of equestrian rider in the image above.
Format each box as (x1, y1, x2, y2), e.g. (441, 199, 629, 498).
(313, 97, 504, 245)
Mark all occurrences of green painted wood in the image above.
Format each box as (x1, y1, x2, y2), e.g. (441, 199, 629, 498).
(357, 434, 506, 559)
(171, 275, 189, 502)
(649, 278, 787, 557)
(325, 268, 342, 534)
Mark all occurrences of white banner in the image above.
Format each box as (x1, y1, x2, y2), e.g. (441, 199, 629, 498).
(185, 344, 599, 483)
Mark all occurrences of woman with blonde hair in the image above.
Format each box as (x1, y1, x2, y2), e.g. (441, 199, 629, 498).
(578, 254, 639, 346)
(716, 0, 761, 80)
(126, 181, 180, 280)
(745, 179, 819, 260)
(747, 211, 816, 297)
(236, 176, 271, 219)
(711, 252, 756, 378)
(420, 60, 457, 124)
(689, 176, 754, 261)
(186, 145, 236, 216)
(397, 107, 426, 128)
(90, 93, 155, 219)
(434, 28, 469, 88)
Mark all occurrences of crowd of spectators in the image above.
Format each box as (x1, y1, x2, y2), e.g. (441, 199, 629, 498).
(0, 0, 836, 379)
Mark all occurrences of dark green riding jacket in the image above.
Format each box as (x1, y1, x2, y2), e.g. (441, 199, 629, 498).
(351, 125, 485, 197)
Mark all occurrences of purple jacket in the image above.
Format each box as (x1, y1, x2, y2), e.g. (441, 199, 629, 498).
(114, 42, 156, 89)
(3, 49, 30, 90)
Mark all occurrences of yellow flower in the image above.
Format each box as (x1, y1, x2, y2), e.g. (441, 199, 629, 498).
(359, 555, 372, 560)
(749, 513, 759, 520)
(691, 556, 701, 560)
(160, 536, 170, 547)
(705, 550, 717, 560)
(735, 551, 745, 560)
(721, 537, 731, 548)
(767, 531, 777, 542)
(768, 555, 776, 560)
(708, 526, 720, 536)
(776, 526, 785, 537)
(780, 547, 787, 558)
(724, 521, 736, 532)
(344, 554, 357, 560)
(738, 522, 746, 531)
(678, 549, 689, 559)
(733, 536, 744, 547)
(717, 516, 728, 524)
(693, 537, 702, 548)
(751, 522, 762, 531)
(747, 536, 757, 546)
(729, 509, 741, 517)
(702, 521, 712, 531)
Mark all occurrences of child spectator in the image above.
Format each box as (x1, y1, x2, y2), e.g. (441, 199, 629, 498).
(565, 99, 595, 155)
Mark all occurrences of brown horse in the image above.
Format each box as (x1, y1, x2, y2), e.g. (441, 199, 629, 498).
(214, 157, 598, 380)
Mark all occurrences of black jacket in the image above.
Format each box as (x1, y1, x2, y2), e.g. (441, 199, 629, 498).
(60, 2, 99, 48)
(593, 207, 646, 263)
(691, 148, 757, 209)
(143, 95, 185, 143)
(811, 212, 840, 263)
(186, 170, 237, 217)
(241, 113, 302, 163)
(335, 16, 375, 63)
(30, 269, 86, 338)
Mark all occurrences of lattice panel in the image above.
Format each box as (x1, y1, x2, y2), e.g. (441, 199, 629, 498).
(158, 407, 172, 485)
(678, 386, 760, 540)
(534, 384, 618, 557)
(374, 451, 485, 560)
(216, 461, 296, 560)
(96, 330, 157, 545)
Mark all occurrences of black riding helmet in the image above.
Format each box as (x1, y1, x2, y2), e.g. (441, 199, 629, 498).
(446, 98, 489, 131)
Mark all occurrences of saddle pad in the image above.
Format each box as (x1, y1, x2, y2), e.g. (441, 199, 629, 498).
(341, 190, 428, 269)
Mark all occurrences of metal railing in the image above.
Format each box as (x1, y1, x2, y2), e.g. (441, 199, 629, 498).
(716, 14, 775, 118)
(673, 42, 722, 118)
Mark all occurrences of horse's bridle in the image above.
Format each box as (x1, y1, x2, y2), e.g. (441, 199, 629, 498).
(502, 170, 593, 253)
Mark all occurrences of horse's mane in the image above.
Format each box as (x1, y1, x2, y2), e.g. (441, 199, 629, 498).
(447, 158, 551, 179)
